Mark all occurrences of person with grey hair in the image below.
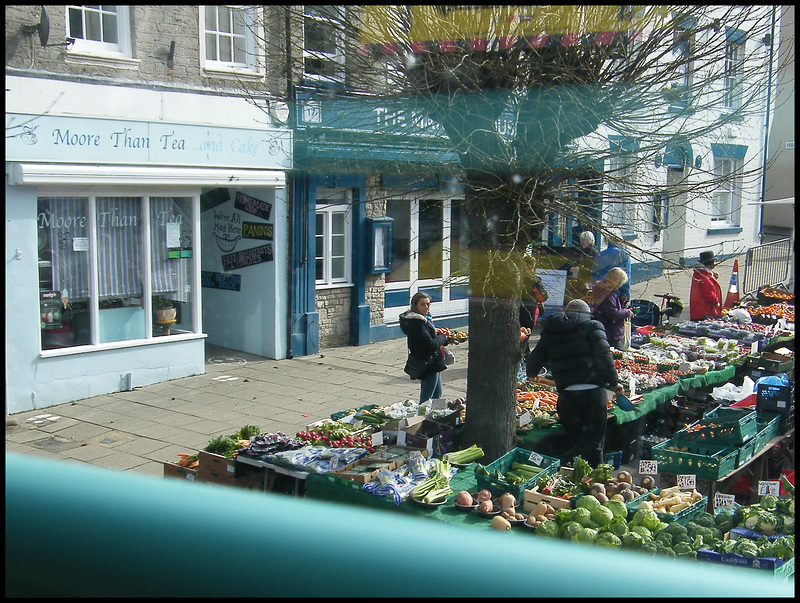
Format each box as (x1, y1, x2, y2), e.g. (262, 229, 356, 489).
(591, 229, 631, 304)
(592, 267, 635, 351)
(525, 298, 624, 466)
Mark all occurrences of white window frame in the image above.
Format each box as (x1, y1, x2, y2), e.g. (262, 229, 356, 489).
(65, 5, 133, 59)
(723, 39, 745, 111)
(606, 153, 638, 232)
(303, 5, 346, 82)
(315, 192, 352, 288)
(712, 156, 742, 225)
(199, 5, 262, 75)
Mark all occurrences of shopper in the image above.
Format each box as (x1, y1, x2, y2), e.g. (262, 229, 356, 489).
(592, 267, 635, 351)
(399, 292, 454, 404)
(690, 250, 723, 320)
(525, 299, 624, 466)
(591, 229, 631, 304)
(578, 231, 598, 258)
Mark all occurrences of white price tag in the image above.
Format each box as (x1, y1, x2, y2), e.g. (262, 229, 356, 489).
(714, 492, 736, 511)
(628, 376, 636, 397)
(750, 340, 759, 355)
(758, 480, 781, 497)
(639, 460, 658, 475)
(329, 455, 339, 471)
(430, 398, 448, 410)
(371, 431, 383, 448)
(409, 450, 423, 461)
(677, 474, 696, 490)
(518, 411, 531, 427)
(528, 451, 543, 466)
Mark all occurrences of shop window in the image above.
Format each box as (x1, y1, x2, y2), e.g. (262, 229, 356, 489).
(66, 5, 132, 57)
(37, 195, 197, 351)
(200, 5, 260, 72)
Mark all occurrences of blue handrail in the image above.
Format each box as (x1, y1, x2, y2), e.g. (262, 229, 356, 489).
(5, 453, 794, 597)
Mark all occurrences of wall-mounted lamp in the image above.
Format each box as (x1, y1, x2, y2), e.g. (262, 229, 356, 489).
(21, 5, 75, 48)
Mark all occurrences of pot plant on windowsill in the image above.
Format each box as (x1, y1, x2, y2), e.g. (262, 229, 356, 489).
(155, 299, 177, 324)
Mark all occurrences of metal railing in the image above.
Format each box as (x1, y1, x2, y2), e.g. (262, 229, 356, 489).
(743, 238, 793, 295)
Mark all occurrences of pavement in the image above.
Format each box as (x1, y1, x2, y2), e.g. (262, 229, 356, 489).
(4, 263, 739, 479)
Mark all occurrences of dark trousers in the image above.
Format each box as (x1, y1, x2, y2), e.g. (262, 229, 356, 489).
(531, 387, 607, 467)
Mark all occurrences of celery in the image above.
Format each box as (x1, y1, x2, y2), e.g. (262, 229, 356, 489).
(446, 444, 485, 465)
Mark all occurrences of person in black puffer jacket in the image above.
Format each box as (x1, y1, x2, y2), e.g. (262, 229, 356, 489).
(525, 299, 624, 466)
(399, 292, 454, 404)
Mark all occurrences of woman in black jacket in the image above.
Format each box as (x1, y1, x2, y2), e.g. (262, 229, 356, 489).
(399, 292, 454, 403)
(525, 299, 624, 466)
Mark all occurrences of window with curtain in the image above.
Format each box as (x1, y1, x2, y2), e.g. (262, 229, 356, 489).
(315, 191, 351, 286)
(712, 157, 742, 224)
(37, 194, 197, 350)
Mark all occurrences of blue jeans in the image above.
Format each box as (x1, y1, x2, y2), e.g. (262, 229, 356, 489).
(419, 371, 443, 403)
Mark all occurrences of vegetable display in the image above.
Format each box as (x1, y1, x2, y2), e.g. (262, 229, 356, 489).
(409, 459, 454, 504)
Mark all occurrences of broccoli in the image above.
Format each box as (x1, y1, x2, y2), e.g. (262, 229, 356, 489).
(715, 510, 736, 533)
(655, 531, 673, 548)
(693, 512, 717, 529)
(655, 542, 676, 558)
(641, 540, 659, 556)
(663, 521, 689, 539)
(673, 542, 696, 558)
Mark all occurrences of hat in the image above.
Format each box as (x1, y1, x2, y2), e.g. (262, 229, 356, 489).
(699, 251, 716, 266)
(565, 299, 591, 314)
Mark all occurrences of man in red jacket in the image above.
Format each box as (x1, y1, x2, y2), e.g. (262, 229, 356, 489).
(690, 250, 722, 320)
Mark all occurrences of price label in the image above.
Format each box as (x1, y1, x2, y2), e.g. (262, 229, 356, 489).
(758, 480, 781, 496)
(518, 411, 531, 427)
(409, 450, 423, 461)
(677, 474, 696, 490)
(639, 460, 658, 475)
(329, 455, 339, 471)
(372, 431, 384, 448)
(430, 398, 448, 410)
(714, 492, 736, 511)
(750, 340, 759, 355)
(528, 451, 543, 466)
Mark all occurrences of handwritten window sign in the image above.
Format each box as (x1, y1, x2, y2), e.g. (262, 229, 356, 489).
(242, 221, 273, 241)
(201, 271, 241, 291)
(234, 192, 272, 221)
(222, 244, 273, 271)
(677, 474, 696, 490)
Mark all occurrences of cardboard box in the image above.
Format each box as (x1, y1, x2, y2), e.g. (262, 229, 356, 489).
(696, 550, 793, 578)
(397, 417, 455, 457)
(745, 352, 793, 373)
(329, 457, 397, 484)
(163, 461, 198, 482)
(197, 450, 237, 485)
(365, 445, 428, 465)
(522, 467, 575, 512)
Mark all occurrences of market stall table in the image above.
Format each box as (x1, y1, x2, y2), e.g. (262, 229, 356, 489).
(236, 454, 309, 496)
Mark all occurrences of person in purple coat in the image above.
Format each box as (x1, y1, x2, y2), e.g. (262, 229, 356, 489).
(591, 267, 635, 351)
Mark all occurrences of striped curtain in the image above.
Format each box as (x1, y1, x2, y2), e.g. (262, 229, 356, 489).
(150, 197, 191, 302)
(40, 197, 90, 299)
(96, 197, 143, 298)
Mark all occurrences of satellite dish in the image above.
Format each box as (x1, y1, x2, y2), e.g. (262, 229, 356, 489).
(22, 5, 50, 47)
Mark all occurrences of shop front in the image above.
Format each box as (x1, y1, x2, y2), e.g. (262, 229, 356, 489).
(5, 79, 291, 413)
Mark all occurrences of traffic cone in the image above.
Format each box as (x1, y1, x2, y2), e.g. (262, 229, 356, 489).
(724, 259, 740, 308)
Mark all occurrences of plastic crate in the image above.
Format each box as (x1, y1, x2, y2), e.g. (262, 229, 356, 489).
(656, 495, 709, 525)
(756, 383, 794, 414)
(735, 438, 757, 468)
(672, 406, 757, 447)
(330, 404, 381, 421)
(603, 451, 623, 470)
(475, 447, 559, 500)
(753, 413, 782, 455)
(651, 440, 739, 480)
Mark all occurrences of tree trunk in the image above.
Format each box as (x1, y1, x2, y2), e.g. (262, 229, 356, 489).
(459, 250, 522, 462)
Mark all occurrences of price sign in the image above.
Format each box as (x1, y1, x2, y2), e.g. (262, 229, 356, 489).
(677, 474, 696, 490)
(409, 450, 423, 461)
(750, 340, 759, 355)
(329, 455, 339, 471)
(518, 411, 531, 427)
(714, 492, 736, 511)
(758, 480, 781, 496)
(430, 398, 448, 410)
(528, 451, 543, 466)
(372, 431, 384, 449)
(639, 460, 658, 475)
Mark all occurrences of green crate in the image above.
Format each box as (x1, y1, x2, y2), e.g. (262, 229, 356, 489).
(651, 440, 739, 480)
(475, 447, 559, 501)
(672, 406, 757, 447)
(753, 413, 781, 455)
(656, 495, 709, 525)
(735, 438, 757, 468)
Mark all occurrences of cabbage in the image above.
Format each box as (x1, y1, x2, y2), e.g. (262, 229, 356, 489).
(571, 507, 593, 527)
(576, 494, 601, 512)
(622, 531, 645, 550)
(536, 519, 561, 538)
(562, 521, 584, 540)
(595, 532, 622, 548)
(602, 517, 629, 538)
(630, 525, 653, 541)
(631, 509, 664, 533)
(591, 505, 614, 527)
(573, 527, 598, 544)
(604, 499, 628, 521)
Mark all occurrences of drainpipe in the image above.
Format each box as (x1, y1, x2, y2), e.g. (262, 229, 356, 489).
(285, 6, 295, 359)
(759, 6, 777, 244)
